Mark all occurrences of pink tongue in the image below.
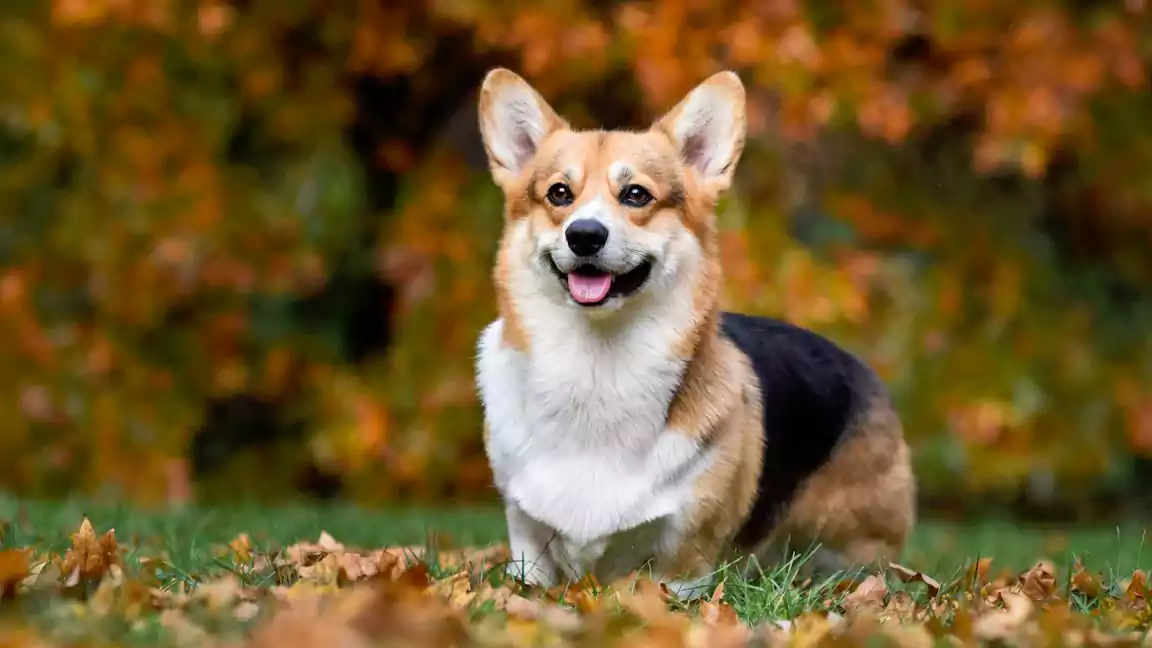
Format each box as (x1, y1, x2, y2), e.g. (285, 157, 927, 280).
(568, 273, 613, 304)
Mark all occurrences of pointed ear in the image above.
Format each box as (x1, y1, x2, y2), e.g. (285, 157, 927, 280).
(478, 68, 568, 187)
(653, 71, 746, 192)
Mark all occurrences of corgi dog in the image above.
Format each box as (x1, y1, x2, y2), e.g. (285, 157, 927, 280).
(474, 68, 916, 599)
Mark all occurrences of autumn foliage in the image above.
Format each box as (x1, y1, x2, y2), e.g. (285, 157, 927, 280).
(3, 517, 1152, 646)
(2, 1, 1152, 508)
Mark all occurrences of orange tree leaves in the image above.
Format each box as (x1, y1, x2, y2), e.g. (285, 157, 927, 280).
(0, 1, 1150, 506)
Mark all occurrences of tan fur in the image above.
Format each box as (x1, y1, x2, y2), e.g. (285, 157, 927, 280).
(494, 244, 529, 352)
(755, 397, 916, 569)
(660, 335, 765, 581)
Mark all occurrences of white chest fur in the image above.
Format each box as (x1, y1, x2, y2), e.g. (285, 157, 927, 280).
(476, 295, 710, 579)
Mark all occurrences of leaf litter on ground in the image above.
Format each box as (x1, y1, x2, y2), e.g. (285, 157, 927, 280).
(1, 517, 1151, 646)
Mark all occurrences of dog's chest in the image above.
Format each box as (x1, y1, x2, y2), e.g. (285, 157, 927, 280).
(477, 318, 699, 544)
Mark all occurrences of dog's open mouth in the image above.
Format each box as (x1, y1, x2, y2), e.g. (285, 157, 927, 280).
(547, 257, 653, 307)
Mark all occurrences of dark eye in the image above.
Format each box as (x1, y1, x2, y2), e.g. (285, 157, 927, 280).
(620, 185, 654, 208)
(546, 183, 574, 207)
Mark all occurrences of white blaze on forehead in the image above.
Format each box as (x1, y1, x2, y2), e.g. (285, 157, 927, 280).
(607, 161, 632, 186)
(564, 167, 583, 186)
(565, 195, 610, 227)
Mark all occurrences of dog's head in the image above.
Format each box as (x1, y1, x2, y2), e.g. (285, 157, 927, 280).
(478, 69, 746, 319)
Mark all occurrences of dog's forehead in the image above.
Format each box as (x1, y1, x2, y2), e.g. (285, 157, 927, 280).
(538, 130, 680, 184)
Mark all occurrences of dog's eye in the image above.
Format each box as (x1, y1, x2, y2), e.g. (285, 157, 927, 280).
(620, 185, 654, 208)
(546, 183, 574, 207)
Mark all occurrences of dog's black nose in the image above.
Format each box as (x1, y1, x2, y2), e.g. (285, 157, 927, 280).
(565, 219, 609, 256)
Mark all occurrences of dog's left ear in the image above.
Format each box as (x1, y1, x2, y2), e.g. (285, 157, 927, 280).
(653, 71, 746, 193)
(478, 68, 569, 189)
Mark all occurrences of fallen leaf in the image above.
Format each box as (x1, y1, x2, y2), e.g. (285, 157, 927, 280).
(505, 593, 582, 632)
(298, 552, 341, 585)
(59, 517, 120, 587)
(1125, 570, 1149, 601)
(972, 590, 1033, 641)
(0, 549, 29, 598)
(1072, 558, 1104, 599)
(709, 580, 725, 603)
(964, 556, 995, 589)
(426, 571, 475, 611)
(888, 562, 942, 596)
(160, 609, 213, 647)
(843, 574, 887, 615)
(230, 533, 253, 562)
(234, 600, 262, 623)
(193, 574, 243, 610)
(1019, 560, 1057, 601)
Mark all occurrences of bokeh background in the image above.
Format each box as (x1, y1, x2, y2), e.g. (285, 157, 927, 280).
(3, 0, 1152, 521)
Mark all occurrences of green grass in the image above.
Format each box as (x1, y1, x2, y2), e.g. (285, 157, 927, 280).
(1, 492, 1149, 643)
(2, 494, 1147, 574)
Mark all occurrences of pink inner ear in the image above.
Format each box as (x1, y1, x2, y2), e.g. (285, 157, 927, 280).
(484, 88, 550, 174)
(681, 129, 711, 173)
(665, 86, 742, 181)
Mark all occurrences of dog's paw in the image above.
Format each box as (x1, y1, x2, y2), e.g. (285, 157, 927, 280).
(657, 575, 715, 601)
(504, 559, 555, 589)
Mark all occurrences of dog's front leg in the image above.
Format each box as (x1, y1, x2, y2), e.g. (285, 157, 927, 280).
(503, 502, 558, 588)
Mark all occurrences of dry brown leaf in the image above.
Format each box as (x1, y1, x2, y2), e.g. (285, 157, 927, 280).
(843, 574, 888, 615)
(234, 600, 262, 623)
(1072, 558, 1104, 599)
(297, 552, 341, 585)
(337, 552, 380, 582)
(786, 612, 839, 646)
(886, 590, 920, 622)
(617, 577, 675, 626)
(876, 620, 935, 648)
(59, 517, 120, 587)
(888, 561, 942, 596)
(428, 567, 513, 613)
(347, 576, 470, 646)
(972, 590, 1034, 641)
(160, 609, 213, 647)
(89, 573, 120, 617)
(964, 556, 995, 588)
(434, 544, 510, 573)
(0, 548, 29, 598)
(709, 580, 725, 603)
(505, 593, 582, 632)
(699, 598, 742, 628)
(690, 609, 753, 648)
(317, 530, 344, 552)
(21, 557, 58, 593)
(426, 571, 475, 611)
(193, 574, 244, 610)
(242, 605, 373, 648)
(1126, 570, 1150, 602)
(230, 533, 253, 563)
(1019, 560, 1058, 601)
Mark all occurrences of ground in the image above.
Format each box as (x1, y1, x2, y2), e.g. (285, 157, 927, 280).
(0, 493, 1150, 646)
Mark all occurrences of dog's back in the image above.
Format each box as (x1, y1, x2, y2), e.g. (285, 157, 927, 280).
(720, 312, 914, 566)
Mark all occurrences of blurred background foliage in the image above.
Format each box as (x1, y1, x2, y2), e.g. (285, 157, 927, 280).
(3, 0, 1152, 519)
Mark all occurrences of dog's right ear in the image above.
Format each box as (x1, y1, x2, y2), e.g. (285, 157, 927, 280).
(478, 69, 568, 188)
